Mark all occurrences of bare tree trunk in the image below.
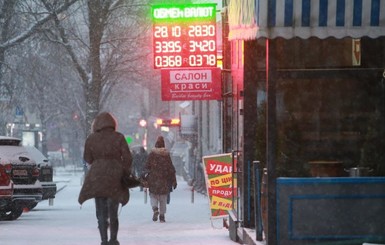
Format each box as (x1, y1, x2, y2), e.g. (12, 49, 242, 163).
(0, 0, 15, 135)
(86, 0, 108, 134)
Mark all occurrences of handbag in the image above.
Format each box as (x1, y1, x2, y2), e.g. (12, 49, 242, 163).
(121, 173, 141, 189)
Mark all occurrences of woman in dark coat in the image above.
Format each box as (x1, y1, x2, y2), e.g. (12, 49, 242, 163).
(142, 136, 177, 223)
(78, 112, 132, 245)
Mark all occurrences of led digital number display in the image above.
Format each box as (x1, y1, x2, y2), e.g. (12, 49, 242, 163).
(152, 4, 217, 69)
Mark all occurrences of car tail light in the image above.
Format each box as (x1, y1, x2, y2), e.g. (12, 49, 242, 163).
(0, 188, 12, 196)
(0, 165, 11, 186)
(4, 164, 12, 174)
(32, 167, 40, 177)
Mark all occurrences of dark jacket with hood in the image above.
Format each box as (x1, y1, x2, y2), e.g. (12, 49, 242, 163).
(142, 136, 177, 195)
(78, 112, 132, 206)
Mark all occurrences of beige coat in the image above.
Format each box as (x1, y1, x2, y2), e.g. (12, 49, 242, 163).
(78, 112, 132, 206)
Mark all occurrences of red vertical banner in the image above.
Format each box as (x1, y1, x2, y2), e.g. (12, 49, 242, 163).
(202, 153, 237, 219)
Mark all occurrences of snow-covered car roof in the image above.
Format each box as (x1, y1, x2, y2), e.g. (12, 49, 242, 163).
(23, 146, 50, 166)
(0, 145, 37, 165)
(0, 136, 37, 165)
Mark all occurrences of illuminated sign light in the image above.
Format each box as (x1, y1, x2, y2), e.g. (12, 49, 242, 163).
(152, 4, 217, 69)
(153, 6, 215, 19)
(139, 119, 147, 127)
(156, 118, 181, 127)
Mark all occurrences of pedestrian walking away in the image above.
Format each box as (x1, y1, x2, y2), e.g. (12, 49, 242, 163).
(133, 146, 148, 191)
(78, 112, 133, 245)
(142, 136, 177, 223)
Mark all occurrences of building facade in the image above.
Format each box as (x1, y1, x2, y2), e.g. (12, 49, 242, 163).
(222, 1, 385, 244)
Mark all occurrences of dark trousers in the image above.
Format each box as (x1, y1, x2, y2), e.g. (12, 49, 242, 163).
(95, 197, 119, 243)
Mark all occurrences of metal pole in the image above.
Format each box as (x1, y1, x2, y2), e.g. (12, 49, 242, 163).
(253, 161, 263, 241)
(191, 186, 194, 203)
(266, 38, 277, 245)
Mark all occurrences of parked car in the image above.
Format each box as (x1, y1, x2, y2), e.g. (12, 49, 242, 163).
(24, 146, 57, 203)
(0, 163, 14, 220)
(0, 136, 43, 220)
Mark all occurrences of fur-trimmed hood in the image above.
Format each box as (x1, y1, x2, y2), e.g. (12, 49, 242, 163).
(150, 147, 170, 156)
(92, 112, 117, 132)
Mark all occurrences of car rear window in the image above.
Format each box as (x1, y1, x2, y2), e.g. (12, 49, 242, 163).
(0, 139, 21, 146)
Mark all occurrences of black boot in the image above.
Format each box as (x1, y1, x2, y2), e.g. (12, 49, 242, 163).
(159, 214, 165, 223)
(152, 207, 159, 221)
(108, 198, 120, 245)
(98, 225, 108, 245)
(98, 219, 108, 244)
(95, 198, 109, 245)
(109, 219, 119, 245)
(108, 240, 120, 245)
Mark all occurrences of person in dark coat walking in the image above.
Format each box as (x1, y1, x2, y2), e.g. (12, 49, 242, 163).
(78, 112, 132, 245)
(142, 136, 177, 223)
(133, 146, 148, 191)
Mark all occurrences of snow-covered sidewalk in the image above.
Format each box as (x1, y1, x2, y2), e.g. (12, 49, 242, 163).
(1, 168, 238, 245)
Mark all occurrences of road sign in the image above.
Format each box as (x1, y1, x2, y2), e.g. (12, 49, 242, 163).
(16, 106, 24, 116)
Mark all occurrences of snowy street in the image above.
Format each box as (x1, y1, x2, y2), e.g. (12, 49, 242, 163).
(1, 168, 238, 245)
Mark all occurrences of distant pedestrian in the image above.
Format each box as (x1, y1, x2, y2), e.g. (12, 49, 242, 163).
(78, 112, 132, 245)
(142, 136, 177, 223)
(133, 146, 148, 191)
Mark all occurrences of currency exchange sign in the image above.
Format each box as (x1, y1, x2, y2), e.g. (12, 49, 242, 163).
(151, 4, 217, 69)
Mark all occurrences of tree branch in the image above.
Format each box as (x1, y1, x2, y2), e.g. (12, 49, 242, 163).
(0, 0, 79, 49)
